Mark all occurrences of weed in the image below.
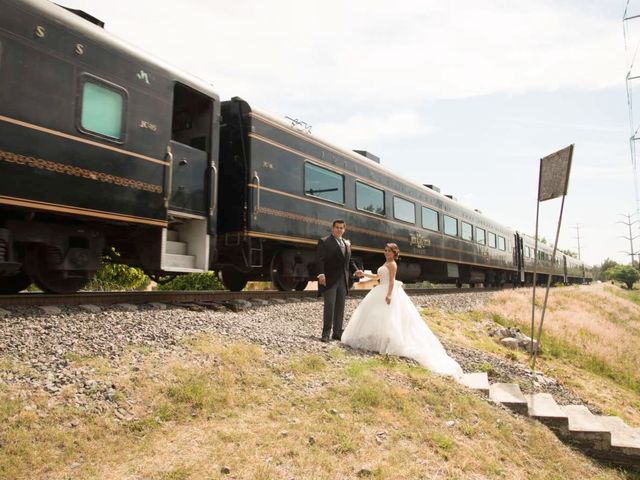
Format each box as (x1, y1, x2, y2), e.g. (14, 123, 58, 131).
(290, 354, 326, 373)
(158, 466, 191, 480)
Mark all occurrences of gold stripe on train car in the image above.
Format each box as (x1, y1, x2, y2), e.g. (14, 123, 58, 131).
(247, 130, 508, 235)
(0, 195, 167, 227)
(244, 229, 514, 270)
(0, 149, 162, 193)
(247, 205, 515, 270)
(0, 115, 168, 166)
(248, 184, 513, 265)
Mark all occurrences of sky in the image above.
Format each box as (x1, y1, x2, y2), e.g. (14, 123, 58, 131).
(61, 0, 640, 266)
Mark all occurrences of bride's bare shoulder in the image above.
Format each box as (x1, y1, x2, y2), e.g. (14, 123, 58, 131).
(386, 261, 397, 273)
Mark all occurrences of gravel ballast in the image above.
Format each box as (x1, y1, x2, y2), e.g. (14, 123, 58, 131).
(0, 291, 594, 410)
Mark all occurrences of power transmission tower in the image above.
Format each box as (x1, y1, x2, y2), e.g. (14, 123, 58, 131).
(617, 213, 639, 265)
(623, 2, 640, 216)
(572, 223, 583, 260)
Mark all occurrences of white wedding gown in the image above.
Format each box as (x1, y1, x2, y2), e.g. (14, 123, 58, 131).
(341, 265, 463, 380)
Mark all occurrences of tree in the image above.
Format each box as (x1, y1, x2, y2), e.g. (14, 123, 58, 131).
(598, 258, 619, 281)
(606, 265, 640, 289)
(559, 249, 578, 259)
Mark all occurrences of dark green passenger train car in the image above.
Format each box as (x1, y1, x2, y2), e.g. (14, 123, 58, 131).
(215, 98, 589, 291)
(0, 0, 220, 293)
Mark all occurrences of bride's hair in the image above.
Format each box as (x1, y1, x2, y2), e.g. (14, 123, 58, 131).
(385, 243, 400, 259)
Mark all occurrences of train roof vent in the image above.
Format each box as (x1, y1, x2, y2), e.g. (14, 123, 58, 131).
(424, 184, 441, 193)
(353, 150, 380, 164)
(58, 6, 105, 28)
(445, 194, 457, 201)
(474, 208, 483, 214)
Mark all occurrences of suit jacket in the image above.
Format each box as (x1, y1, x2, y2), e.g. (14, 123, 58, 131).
(316, 235, 358, 296)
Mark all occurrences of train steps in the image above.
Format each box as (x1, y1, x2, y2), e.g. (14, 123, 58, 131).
(460, 373, 640, 469)
(162, 229, 203, 273)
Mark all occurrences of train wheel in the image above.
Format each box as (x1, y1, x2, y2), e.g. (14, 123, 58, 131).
(0, 271, 32, 294)
(24, 246, 91, 294)
(270, 251, 298, 291)
(456, 280, 462, 288)
(294, 280, 309, 291)
(220, 269, 248, 292)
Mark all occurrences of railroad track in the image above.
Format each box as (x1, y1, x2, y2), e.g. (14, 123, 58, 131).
(0, 286, 501, 308)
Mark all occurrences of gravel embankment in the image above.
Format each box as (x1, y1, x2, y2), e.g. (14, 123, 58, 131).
(0, 291, 595, 412)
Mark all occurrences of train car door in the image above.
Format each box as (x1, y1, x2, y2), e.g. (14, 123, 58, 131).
(160, 83, 217, 273)
(514, 233, 525, 285)
(168, 83, 213, 219)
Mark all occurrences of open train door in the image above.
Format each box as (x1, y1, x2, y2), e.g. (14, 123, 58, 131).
(160, 83, 218, 273)
(514, 232, 525, 286)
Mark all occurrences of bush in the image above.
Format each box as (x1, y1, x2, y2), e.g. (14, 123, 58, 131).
(87, 249, 148, 291)
(606, 265, 640, 290)
(156, 272, 224, 291)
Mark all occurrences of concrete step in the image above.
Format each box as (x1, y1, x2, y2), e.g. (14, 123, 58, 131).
(166, 240, 187, 255)
(163, 253, 195, 269)
(459, 372, 490, 394)
(525, 393, 569, 432)
(597, 416, 640, 454)
(561, 405, 611, 449)
(167, 229, 179, 241)
(489, 383, 528, 414)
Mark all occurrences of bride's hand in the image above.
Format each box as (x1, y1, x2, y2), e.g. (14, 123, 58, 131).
(385, 295, 391, 305)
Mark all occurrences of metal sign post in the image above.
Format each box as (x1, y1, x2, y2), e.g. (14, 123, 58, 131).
(530, 145, 573, 370)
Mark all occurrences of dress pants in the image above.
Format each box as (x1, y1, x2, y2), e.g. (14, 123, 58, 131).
(322, 279, 347, 338)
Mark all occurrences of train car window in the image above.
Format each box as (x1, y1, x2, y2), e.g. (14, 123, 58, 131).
(393, 196, 416, 224)
(461, 221, 473, 241)
(421, 207, 439, 231)
(356, 182, 385, 215)
(476, 227, 486, 245)
(79, 78, 125, 140)
(498, 236, 506, 251)
(443, 215, 458, 237)
(304, 163, 344, 204)
(488, 232, 497, 248)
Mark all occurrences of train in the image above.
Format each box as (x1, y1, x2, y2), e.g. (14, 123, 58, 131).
(0, 0, 592, 294)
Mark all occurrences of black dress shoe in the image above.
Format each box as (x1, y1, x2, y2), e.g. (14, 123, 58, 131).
(331, 331, 343, 341)
(320, 336, 330, 343)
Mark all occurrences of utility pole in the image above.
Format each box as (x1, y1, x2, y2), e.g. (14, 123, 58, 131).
(572, 223, 583, 260)
(623, 3, 640, 217)
(617, 213, 639, 265)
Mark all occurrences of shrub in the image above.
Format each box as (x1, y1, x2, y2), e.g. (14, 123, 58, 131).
(87, 248, 148, 291)
(156, 272, 224, 291)
(606, 265, 640, 290)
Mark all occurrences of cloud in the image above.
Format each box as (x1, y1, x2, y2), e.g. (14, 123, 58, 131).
(63, 0, 624, 104)
(312, 111, 433, 149)
(572, 164, 635, 180)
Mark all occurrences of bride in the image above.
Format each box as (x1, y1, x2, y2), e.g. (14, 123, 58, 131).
(341, 243, 463, 380)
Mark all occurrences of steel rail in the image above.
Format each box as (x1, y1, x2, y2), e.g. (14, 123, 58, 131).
(0, 287, 500, 308)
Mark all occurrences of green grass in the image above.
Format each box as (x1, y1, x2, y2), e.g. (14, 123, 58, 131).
(606, 284, 640, 306)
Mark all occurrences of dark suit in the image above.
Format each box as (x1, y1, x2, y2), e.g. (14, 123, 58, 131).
(316, 235, 358, 339)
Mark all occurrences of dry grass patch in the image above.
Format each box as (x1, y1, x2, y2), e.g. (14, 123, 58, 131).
(468, 284, 640, 424)
(1, 332, 633, 479)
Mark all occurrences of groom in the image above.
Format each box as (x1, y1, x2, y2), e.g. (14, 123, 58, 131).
(316, 219, 362, 342)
